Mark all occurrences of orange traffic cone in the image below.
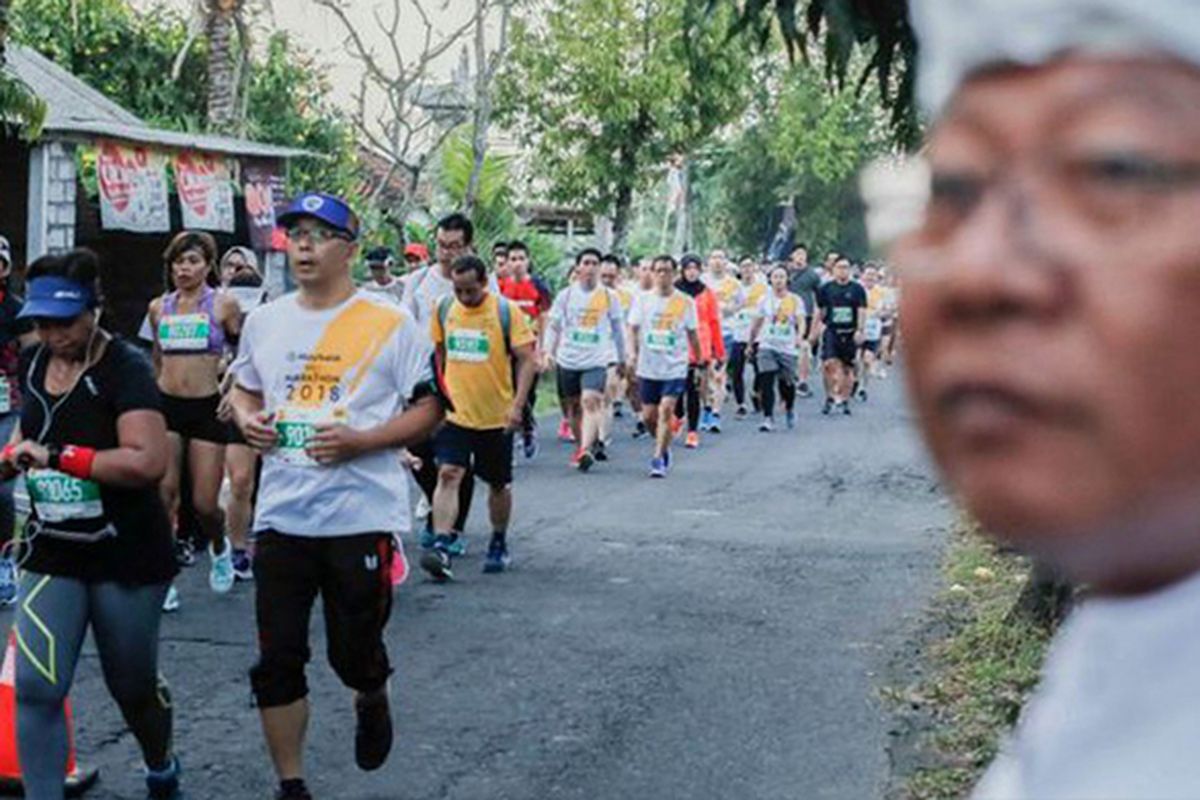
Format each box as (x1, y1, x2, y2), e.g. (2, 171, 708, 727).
(0, 630, 99, 797)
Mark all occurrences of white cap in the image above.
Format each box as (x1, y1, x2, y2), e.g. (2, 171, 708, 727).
(910, 0, 1200, 116)
(0, 236, 10, 268)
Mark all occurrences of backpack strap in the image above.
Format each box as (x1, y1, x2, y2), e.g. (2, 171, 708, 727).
(437, 295, 453, 334)
(498, 296, 512, 355)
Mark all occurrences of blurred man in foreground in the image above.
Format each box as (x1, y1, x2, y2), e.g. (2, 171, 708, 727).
(900, 1, 1200, 797)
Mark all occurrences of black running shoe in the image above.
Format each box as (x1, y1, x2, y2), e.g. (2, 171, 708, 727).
(174, 539, 196, 568)
(592, 440, 608, 461)
(798, 382, 813, 398)
(841, 401, 852, 416)
(354, 688, 393, 771)
(276, 779, 314, 800)
(822, 398, 834, 415)
(419, 537, 454, 581)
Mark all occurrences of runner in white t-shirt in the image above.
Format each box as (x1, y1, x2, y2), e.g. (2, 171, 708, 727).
(748, 265, 807, 431)
(627, 255, 701, 479)
(230, 193, 444, 800)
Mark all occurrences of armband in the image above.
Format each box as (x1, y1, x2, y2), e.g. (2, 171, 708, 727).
(56, 445, 97, 480)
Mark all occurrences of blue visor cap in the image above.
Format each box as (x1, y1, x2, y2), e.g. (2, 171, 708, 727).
(18, 276, 96, 320)
(277, 193, 360, 239)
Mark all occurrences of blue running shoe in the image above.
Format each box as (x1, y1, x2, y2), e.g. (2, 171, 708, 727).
(418, 526, 437, 550)
(483, 535, 510, 574)
(0, 556, 17, 607)
(649, 457, 667, 478)
(662, 448, 672, 470)
(786, 410, 796, 430)
(699, 409, 714, 432)
(446, 533, 467, 557)
(145, 754, 181, 799)
(523, 430, 540, 460)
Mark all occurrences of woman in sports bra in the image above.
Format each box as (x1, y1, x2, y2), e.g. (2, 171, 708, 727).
(147, 232, 241, 607)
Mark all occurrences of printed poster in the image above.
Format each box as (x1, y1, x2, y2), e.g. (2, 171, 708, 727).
(175, 151, 236, 232)
(243, 159, 288, 251)
(97, 141, 171, 233)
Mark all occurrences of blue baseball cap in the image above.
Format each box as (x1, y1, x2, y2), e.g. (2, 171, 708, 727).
(276, 193, 360, 239)
(18, 276, 96, 320)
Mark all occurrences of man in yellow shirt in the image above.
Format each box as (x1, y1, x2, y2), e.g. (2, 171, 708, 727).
(424, 255, 537, 579)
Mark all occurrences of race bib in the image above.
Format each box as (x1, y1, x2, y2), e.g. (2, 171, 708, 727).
(831, 307, 854, 325)
(568, 329, 602, 348)
(865, 317, 883, 340)
(0, 375, 11, 414)
(766, 322, 794, 343)
(275, 406, 348, 467)
(446, 329, 490, 362)
(27, 469, 104, 523)
(159, 313, 211, 352)
(646, 330, 677, 352)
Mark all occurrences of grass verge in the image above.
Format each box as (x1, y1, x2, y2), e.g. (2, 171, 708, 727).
(885, 521, 1056, 800)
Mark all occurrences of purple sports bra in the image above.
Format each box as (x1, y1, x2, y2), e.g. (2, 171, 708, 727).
(160, 285, 226, 355)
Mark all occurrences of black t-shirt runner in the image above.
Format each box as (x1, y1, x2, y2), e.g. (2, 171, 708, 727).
(817, 280, 868, 334)
(17, 337, 177, 585)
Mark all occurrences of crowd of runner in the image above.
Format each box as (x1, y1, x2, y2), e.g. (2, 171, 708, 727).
(0, 204, 900, 799)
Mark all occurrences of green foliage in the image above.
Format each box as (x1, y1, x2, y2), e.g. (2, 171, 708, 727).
(1, 0, 47, 138)
(693, 61, 886, 258)
(497, 0, 754, 247)
(704, 0, 920, 148)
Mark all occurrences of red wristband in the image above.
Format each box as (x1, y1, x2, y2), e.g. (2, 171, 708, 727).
(1, 444, 14, 463)
(58, 445, 97, 480)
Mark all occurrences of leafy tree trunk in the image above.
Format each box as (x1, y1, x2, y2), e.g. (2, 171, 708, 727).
(0, 0, 9, 65)
(671, 156, 690, 254)
(205, 0, 239, 132)
(465, 0, 512, 217)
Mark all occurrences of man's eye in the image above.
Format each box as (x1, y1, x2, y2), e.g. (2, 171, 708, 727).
(929, 173, 985, 210)
(1068, 153, 1200, 189)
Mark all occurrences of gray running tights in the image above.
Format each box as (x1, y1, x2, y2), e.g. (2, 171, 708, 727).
(13, 572, 172, 800)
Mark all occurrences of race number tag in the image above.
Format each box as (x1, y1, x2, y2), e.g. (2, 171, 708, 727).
(646, 330, 677, 352)
(831, 307, 854, 325)
(568, 329, 602, 348)
(26, 469, 104, 523)
(158, 313, 211, 352)
(0, 375, 11, 414)
(446, 329, 490, 362)
(275, 406, 348, 467)
(865, 317, 883, 340)
(766, 323, 794, 345)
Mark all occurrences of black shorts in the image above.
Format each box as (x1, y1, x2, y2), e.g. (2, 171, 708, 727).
(822, 329, 858, 366)
(859, 340, 880, 355)
(433, 422, 513, 488)
(556, 366, 608, 398)
(162, 393, 227, 444)
(249, 530, 394, 708)
(226, 420, 246, 446)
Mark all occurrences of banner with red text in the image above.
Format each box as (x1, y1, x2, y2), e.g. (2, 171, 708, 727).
(97, 141, 171, 233)
(174, 151, 236, 232)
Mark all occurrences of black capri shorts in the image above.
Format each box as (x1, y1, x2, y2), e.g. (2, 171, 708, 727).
(162, 393, 228, 444)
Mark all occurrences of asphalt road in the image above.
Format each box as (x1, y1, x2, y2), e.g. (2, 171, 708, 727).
(1, 370, 950, 800)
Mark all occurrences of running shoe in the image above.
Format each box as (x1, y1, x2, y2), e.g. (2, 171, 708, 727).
(231, 548, 253, 582)
(446, 532, 468, 557)
(275, 780, 314, 800)
(798, 382, 813, 398)
(699, 409, 714, 432)
(162, 584, 180, 613)
(857, 389, 868, 403)
(685, 431, 700, 449)
(662, 448, 672, 470)
(670, 417, 684, 438)
(174, 539, 196, 568)
(419, 524, 437, 549)
(709, 414, 722, 433)
(355, 687, 393, 771)
(613, 401, 625, 418)
(735, 405, 748, 420)
(786, 410, 796, 430)
(649, 457, 667, 478)
(759, 418, 774, 433)
(420, 536, 454, 581)
(209, 539, 235, 594)
(483, 535, 510, 574)
(822, 398, 834, 416)
(592, 440, 608, 462)
(841, 401, 853, 416)
(523, 430, 540, 460)
(0, 556, 17, 607)
(557, 419, 575, 442)
(632, 421, 649, 439)
(145, 754, 181, 799)
(573, 448, 595, 473)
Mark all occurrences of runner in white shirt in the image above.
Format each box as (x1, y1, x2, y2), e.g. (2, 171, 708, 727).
(701, 249, 744, 432)
(230, 193, 444, 800)
(360, 246, 405, 305)
(729, 259, 768, 419)
(542, 248, 627, 471)
(748, 265, 807, 432)
(627, 255, 701, 479)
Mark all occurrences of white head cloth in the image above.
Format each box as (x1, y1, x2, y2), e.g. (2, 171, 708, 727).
(910, 0, 1200, 115)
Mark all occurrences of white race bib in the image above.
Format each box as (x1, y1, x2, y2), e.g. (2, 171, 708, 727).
(765, 322, 795, 345)
(275, 406, 348, 467)
(446, 329, 490, 363)
(865, 317, 883, 340)
(159, 313, 211, 352)
(831, 307, 854, 326)
(568, 328, 602, 348)
(0, 375, 11, 414)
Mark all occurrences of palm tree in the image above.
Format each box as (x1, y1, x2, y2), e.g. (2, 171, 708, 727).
(172, 0, 255, 134)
